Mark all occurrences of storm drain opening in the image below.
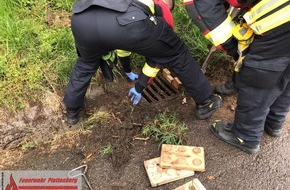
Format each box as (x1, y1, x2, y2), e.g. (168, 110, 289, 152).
(142, 71, 180, 104)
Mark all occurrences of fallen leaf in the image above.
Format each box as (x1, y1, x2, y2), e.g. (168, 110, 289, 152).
(182, 97, 187, 104)
(207, 175, 216, 180)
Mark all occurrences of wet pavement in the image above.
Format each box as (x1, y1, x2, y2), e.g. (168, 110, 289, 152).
(188, 117, 290, 190)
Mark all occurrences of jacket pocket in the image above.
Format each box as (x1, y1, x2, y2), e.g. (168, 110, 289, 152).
(117, 7, 147, 26)
(236, 64, 287, 89)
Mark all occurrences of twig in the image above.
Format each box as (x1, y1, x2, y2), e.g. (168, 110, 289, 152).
(132, 123, 143, 127)
(133, 137, 150, 141)
(111, 113, 122, 124)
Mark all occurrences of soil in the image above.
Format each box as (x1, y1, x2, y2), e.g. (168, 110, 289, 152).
(0, 60, 241, 189)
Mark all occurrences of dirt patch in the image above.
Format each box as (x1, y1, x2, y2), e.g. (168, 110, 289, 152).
(45, 9, 71, 27)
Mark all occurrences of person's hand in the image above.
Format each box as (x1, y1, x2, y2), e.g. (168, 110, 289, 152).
(128, 87, 142, 105)
(126, 72, 139, 81)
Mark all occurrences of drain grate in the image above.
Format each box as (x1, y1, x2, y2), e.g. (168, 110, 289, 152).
(142, 74, 180, 103)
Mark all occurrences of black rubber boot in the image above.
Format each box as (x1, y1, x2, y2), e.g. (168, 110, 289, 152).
(66, 106, 84, 125)
(211, 121, 260, 154)
(195, 94, 222, 120)
(264, 123, 283, 137)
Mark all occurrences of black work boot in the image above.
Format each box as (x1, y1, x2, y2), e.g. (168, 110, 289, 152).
(215, 80, 236, 96)
(66, 106, 84, 125)
(195, 94, 222, 120)
(264, 122, 282, 137)
(211, 121, 260, 154)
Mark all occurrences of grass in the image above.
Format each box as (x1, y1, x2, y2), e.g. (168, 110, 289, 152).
(172, 1, 210, 64)
(100, 143, 113, 157)
(142, 112, 188, 146)
(0, 0, 75, 111)
(20, 138, 38, 151)
(85, 108, 113, 130)
(0, 1, 227, 113)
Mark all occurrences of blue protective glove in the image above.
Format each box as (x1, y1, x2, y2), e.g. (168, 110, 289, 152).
(125, 72, 139, 81)
(128, 87, 142, 105)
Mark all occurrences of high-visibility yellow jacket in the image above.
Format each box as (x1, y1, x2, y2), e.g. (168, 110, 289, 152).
(184, 0, 290, 59)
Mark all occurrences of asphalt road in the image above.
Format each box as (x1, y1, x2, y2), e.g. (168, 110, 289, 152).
(188, 114, 290, 190)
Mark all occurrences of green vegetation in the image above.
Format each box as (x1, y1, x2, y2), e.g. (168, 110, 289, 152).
(100, 143, 113, 157)
(0, 1, 226, 112)
(0, 0, 75, 111)
(20, 138, 38, 150)
(172, 0, 211, 63)
(142, 113, 188, 146)
(85, 108, 113, 130)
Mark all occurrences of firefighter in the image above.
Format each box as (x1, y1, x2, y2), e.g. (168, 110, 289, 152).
(115, 0, 174, 82)
(64, 0, 222, 125)
(185, 0, 290, 154)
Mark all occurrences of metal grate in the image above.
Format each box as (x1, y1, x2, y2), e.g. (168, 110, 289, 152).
(142, 74, 180, 103)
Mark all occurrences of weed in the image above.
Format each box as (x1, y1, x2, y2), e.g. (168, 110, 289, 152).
(85, 108, 113, 130)
(111, 68, 122, 82)
(130, 54, 145, 69)
(20, 138, 38, 151)
(100, 143, 113, 157)
(49, 0, 75, 11)
(142, 112, 188, 146)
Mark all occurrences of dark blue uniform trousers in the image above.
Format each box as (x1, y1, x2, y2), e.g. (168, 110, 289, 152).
(234, 65, 290, 144)
(64, 5, 212, 109)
